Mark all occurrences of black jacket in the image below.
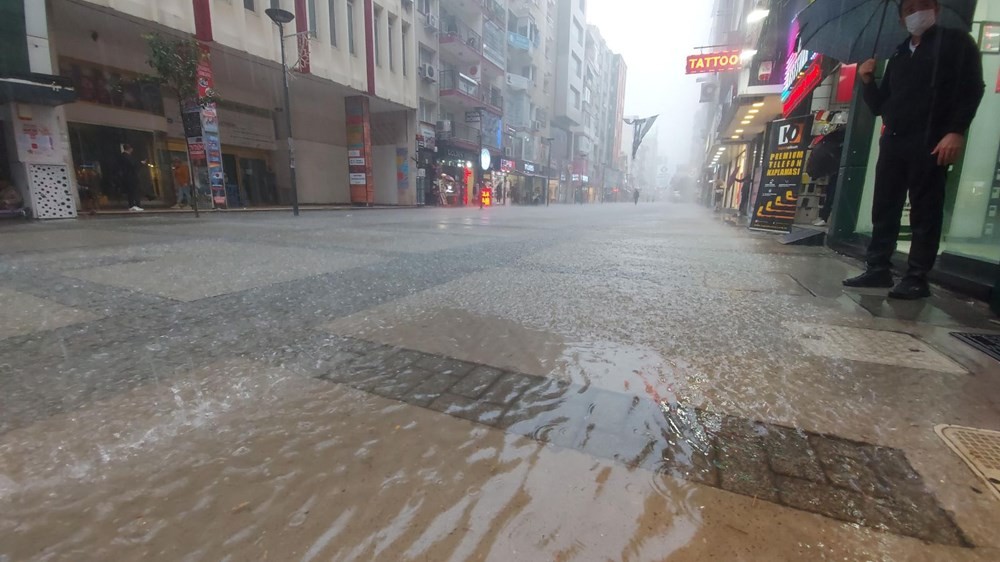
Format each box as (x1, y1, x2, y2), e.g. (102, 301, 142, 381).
(862, 25, 984, 142)
(116, 152, 139, 188)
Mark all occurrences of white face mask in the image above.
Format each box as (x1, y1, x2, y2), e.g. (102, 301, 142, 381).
(904, 9, 936, 36)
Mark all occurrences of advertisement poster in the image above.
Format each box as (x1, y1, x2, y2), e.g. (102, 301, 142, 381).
(396, 147, 409, 193)
(749, 115, 813, 233)
(345, 96, 374, 205)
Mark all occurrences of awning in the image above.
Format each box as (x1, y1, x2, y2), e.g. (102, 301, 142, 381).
(0, 73, 77, 106)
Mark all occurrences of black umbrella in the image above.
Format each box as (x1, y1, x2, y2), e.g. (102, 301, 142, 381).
(796, 0, 977, 63)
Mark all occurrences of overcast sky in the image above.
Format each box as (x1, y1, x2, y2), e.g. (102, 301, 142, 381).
(588, 0, 716, 172)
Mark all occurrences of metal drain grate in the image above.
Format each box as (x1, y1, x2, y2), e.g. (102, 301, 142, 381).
(951, 332, 1000, 363)
(936, 425, 1000, 501)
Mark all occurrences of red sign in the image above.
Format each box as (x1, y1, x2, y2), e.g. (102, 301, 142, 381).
(783, 55, 823, 117)
(837, 64, 857, 103)
(686, 51, 743, 75)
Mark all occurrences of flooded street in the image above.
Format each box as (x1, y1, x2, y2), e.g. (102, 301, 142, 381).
(2, 204, 1000, 560)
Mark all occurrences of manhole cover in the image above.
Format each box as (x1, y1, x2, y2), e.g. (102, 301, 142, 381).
(951, 332, 1000, 363)
(936, 425, 1000, 501)
(786, 323, 966, 374)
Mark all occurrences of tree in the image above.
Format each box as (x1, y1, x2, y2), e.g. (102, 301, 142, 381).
(143, 33, 219, 217)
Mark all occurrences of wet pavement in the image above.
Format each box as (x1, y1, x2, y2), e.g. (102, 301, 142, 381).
(2, 203, 1000, 560)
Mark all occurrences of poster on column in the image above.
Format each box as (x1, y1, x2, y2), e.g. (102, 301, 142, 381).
(345, 96, 374, 205)
(749, 115, 813, 233)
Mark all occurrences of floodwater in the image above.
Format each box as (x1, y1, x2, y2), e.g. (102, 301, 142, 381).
(2, 205, 999, 561)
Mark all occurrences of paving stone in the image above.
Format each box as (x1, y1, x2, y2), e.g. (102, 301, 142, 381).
(869, 446, 923, 492)
(405, 373, 459, 407)
(863, 495, 968, 547)
(371, 367, 432, 401)
(427, 393, 507, 427)
(764, 425, 826, 483)
(449, 365, 505, 399)
(776, 474, 866, 523)
(810, 436, 889, 497)
(715, 416, 778, 502)
(414, 355, 476, 378)
(479, 372, 538, 405)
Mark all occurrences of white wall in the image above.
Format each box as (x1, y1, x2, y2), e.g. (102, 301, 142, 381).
(295, 139, 349, 203)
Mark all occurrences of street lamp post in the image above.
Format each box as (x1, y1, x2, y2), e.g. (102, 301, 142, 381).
(266, 8, 300, 216)
(542, 137, 554, 207)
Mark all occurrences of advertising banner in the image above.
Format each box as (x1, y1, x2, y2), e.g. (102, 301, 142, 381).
(749, 115, 813, 233)
(345, 96, 374, 205)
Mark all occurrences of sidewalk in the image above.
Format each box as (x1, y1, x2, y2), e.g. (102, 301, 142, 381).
(1, 204, 1000, 559)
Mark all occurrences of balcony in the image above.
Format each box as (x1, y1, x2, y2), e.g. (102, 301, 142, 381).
(507, 32, 534, 56)
(437, 121, 480, 150)
(439, 16, 483, 65)
(439, 70, 504, 116)
(505, 72, 530, 91)
(481, 0, 506, 26)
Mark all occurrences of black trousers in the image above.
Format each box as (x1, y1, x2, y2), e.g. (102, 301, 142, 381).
(866, 132, 948, 278)
(124, 181, 141, 208)
(819, 172, 838, 221)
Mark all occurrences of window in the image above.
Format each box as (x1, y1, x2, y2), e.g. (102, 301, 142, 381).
(417, 0, 431, 15)
(402, 23, 410, 76)
(328, 0, 337, 46)
(307, 0, 318, 37)
(347, 1, 356, 55)
(270, 0, 280, 8)
(418, 45, 434, 68)
(244, 0, 256, 11)
(572, 53, 581, 78)
(388, 16, 395, 71)
(573, 19, 583, 46)
(419, 98, 437, 122)
(374, 7, 382, 67)
(571, 86, 580, 109)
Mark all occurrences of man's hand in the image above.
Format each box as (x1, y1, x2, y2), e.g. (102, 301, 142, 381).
(858, 58, 877, 84)
(931, 133, 964, 166)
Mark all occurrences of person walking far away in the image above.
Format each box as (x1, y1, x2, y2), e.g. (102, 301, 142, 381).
(171, 157, 192, 209)
(633, 188, 640, 205)
(117, 144, 143, 212)
(842, 0, 984, 299)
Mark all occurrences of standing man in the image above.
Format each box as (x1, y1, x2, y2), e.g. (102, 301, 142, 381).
(171, 157, 192, 209)
(633, 187, 641, 205)
(117, 144, 143, 212)
(843, 0, 984, 299)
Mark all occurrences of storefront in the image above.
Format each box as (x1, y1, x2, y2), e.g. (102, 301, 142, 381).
(506, 159, 547, 205)
(829, 8, 1000, 303)
(436, 146, 477, 206)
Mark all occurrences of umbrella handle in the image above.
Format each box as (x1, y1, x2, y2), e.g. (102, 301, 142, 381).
(871, 0, 892, 59)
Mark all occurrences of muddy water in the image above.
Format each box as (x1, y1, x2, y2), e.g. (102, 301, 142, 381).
(0, 359, 985, 561)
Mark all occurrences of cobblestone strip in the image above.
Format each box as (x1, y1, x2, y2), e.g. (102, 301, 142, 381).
(315, 338, 970, 547)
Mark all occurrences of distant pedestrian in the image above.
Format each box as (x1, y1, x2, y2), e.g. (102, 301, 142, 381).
(171, 157, 192, 209)
(116, 144, 143, 212)
(633, 188, 640, 205)
(843, 0, 985, 299)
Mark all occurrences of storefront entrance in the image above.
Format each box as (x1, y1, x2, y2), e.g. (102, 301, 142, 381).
(220, 149, 277, 208)
(69, 123, 167, 210)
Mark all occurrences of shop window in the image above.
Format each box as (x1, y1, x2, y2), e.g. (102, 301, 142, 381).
(59, 59, 164, 115)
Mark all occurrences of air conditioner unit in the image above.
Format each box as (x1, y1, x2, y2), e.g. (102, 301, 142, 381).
(436, 120, 452, 133)
(425, 14, 438, 31)
(420, 63, 437, 82)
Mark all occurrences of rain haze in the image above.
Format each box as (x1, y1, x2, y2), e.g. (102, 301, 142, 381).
(589, 0, 715, 171)
(2, 0, 1000, 560)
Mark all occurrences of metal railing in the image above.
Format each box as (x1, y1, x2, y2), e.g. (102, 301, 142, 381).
(439, 15, 482, 54)
(438, 70, 503, 113)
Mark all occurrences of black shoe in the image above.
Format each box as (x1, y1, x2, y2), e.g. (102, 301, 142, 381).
(842, 269, 894, 288)
(888, 276, 931, 300)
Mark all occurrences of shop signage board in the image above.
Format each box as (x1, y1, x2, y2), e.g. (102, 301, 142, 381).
(685, 51, 742, 75)
(345, 96, 374, 204)
(749, 115, 813, 233)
